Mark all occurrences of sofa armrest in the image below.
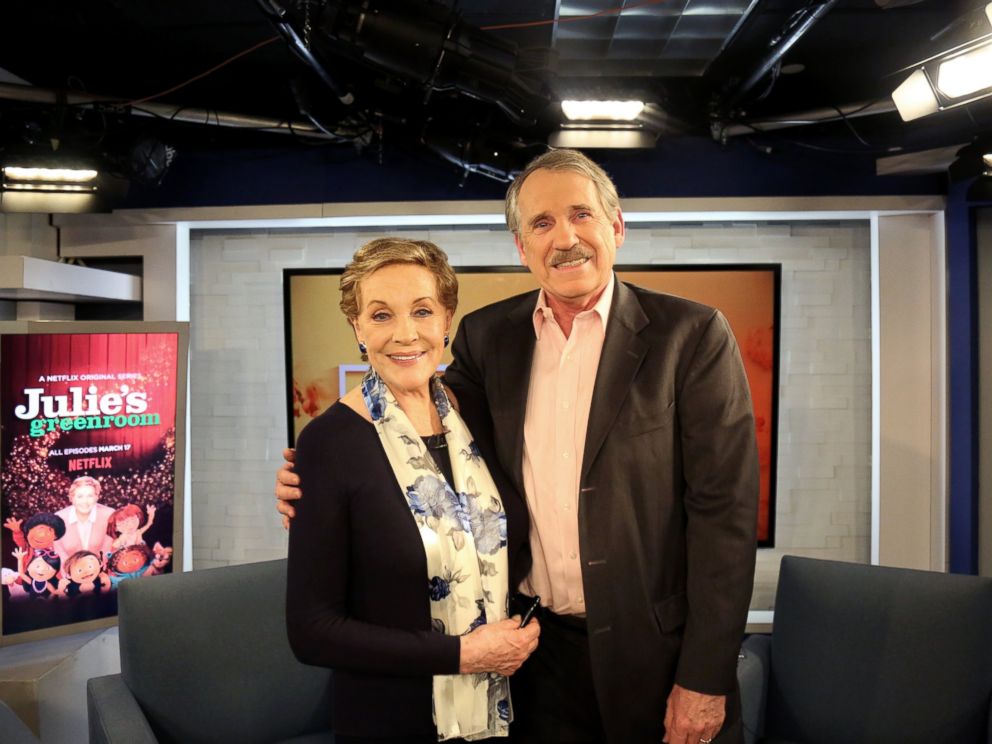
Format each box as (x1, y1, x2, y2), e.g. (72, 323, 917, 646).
(738, 634, 771, 744)
(87, 674, 158, 744)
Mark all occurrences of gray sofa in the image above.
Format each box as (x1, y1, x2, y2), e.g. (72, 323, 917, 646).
(87, 559, 334, 743)
(739, 556, 992, 744)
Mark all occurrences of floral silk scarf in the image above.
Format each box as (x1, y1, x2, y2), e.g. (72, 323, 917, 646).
(361, 369, 512, 741)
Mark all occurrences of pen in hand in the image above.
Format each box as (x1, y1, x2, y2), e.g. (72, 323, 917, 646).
(519, 595, 541, 628)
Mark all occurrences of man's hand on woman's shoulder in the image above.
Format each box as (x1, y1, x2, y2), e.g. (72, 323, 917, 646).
(276, 447, 302, 529)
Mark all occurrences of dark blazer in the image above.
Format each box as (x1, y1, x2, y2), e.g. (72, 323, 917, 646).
(287, 402, 531, 737)
(444, 278, 759, 743)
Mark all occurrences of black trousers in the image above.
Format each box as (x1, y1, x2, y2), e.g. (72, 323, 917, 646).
(509, 608, 608, 744)
(508, 607, 744, 744)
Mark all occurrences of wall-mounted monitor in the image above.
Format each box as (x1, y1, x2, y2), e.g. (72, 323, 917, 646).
(284, 266, 779, 547)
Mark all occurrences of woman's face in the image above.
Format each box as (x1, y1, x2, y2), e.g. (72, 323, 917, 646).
(27, 557, 56, 582)
(352, 264, 452, 397)
(69, 485, 99, 517)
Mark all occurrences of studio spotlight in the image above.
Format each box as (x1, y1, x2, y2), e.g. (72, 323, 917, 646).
(891, 2, 992, 121)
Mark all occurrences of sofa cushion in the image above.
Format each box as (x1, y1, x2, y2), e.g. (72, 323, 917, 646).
(118, 559, 333, 744)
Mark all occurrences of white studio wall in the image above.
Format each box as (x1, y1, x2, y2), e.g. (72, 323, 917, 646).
(187, 221, 872, 611)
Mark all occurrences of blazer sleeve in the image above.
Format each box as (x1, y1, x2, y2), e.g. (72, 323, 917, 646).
(443, 317, 494, 439)
(674, 310, 759, 695)
(285, 417, 461, 676)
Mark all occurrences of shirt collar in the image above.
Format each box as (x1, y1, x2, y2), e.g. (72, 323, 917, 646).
(531, 273, 615, 340)
(67, 508, 97, 526)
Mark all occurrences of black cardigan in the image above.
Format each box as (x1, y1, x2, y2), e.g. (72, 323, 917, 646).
(286, 402, 531, 737)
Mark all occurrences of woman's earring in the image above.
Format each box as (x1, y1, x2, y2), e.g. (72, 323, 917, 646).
(443, 334, 450, 348)
(358, 341, 368, 355)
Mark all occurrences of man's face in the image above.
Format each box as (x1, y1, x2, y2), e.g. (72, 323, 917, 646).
(69, 485, 99, 517)
(513, 168, 624, 309)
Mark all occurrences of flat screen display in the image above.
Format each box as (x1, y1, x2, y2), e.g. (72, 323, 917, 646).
(284, 266, 779, 546)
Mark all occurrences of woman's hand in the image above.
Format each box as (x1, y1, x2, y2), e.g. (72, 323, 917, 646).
(458, 617, 540, 676)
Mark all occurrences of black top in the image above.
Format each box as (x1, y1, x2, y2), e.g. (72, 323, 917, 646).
(421, 432, 454, 484)
(286, 402, 530, 738)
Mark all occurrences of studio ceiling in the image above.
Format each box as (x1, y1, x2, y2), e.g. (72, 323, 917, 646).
(0, 0, 990, 189)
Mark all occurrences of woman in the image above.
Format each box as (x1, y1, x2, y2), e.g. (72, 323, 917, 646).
(286, 238, 538, 744)
(53, 476, 114, 562)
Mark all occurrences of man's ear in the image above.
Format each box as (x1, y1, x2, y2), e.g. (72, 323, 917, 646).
(514, 234, 528, 266)
(613, 207, 626, 249)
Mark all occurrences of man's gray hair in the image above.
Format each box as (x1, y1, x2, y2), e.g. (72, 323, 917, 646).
(504, 149, 621, 233)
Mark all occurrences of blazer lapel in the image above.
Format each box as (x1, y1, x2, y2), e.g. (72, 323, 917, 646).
(494, 293, 537, 495)
(582, 280, 649, 480)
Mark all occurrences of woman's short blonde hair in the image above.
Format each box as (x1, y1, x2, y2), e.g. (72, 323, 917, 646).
(504, 148, 620, 233)
(339, 238, 459, 321)
(69, 475, 102, 499)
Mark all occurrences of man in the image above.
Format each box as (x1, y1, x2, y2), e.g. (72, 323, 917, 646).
(277, 149, 758, 744)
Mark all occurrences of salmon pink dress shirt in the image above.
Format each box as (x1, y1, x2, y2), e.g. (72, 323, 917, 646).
(520, 275, 614, 616)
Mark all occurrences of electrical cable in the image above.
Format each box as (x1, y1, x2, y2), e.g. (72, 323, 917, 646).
(123, 36, 280, 106)
(744, 132, 895, 155)
(479, 0, 674, 31)
(830, 104, 873, 147)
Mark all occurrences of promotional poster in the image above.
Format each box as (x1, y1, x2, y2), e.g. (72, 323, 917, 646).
(0, 330, 182, 639)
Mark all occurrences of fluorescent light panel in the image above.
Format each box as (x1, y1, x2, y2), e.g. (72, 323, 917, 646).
(561, 100, 644, 121)
(2, 166, 100, 193)
(3, 183, 95, 192)
(549, 129, 654, 149)
(3, 166, 98, 183)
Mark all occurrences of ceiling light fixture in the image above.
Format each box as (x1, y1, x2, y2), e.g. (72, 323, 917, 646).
(561, 100, 645, 121)
(0, 157, 126, 213)
(548, 129, 654, 149)
(891, 69, 940, 121)
(2, 165, 99, 192)
(935, 41, 992, 97)
(968, 149, 992, 200)
(892, 2, 992, 121)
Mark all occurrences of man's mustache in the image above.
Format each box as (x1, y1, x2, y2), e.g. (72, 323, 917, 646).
(549, 247, 593, 267)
